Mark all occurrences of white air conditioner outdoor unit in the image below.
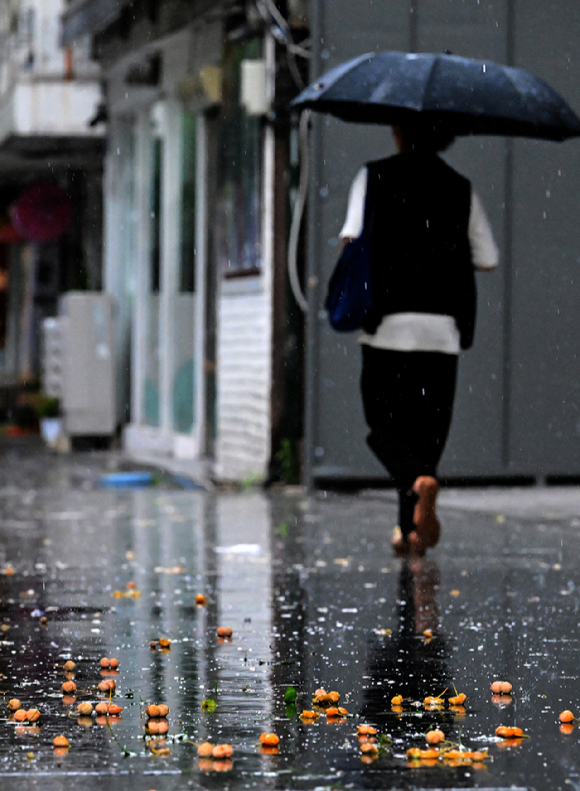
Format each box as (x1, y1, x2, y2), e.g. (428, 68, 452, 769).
(59, 292, 116, 436)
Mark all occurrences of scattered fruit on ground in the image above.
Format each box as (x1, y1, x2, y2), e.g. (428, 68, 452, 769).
(212, 744, 233, 759)
(198, 742, 214, 757)
(491, 681, 513, 695)
(259, 733, 280, 746)
(425, 728, 445, 744)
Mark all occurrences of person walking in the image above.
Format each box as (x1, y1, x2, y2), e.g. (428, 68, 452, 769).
(339, 121, 498, 554)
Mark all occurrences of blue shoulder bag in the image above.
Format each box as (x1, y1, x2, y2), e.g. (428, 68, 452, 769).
(325, 164, 375, 332)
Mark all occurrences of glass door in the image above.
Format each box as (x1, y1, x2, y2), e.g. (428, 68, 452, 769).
(171, 111, 196, 438)
(132, 101, 204, 458)
(142, 103, 163, 428)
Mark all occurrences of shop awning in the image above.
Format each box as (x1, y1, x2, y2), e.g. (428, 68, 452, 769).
(61, 0, 133, 45)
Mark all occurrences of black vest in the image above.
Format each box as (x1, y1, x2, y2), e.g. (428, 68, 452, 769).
(364, 154, 477, 350)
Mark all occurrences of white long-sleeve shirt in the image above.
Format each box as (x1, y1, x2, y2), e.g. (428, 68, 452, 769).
(339, 165, 499, 354)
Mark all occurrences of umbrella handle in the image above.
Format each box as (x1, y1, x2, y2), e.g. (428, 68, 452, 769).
(287, 109, 310, 313)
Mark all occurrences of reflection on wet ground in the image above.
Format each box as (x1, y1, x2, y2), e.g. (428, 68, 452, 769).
(0, 443, 579, 789)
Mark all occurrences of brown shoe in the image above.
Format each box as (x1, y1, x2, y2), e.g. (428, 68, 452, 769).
(392, 526, 427, 556)
(411, 476, 441, 551)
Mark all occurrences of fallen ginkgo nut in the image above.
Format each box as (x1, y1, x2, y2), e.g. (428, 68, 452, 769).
(212, 744, 233, 759)
(197, 742, 213, 757)
(259, 733, 280, 746)
(425, 728, 445, 744)
(490, 680, 512, 695)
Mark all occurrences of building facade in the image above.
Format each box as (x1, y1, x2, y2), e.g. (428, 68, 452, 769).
(63, 0, 307, 480)
(0, 0, 103, 391)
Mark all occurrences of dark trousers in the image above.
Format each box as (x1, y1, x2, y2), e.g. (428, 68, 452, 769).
(360, 346, 458, 535)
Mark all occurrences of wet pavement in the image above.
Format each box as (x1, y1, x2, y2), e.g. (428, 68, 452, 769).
(0, 440, 579, 790)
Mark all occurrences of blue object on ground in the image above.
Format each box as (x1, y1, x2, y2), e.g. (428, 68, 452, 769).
(99, 471, 154, 488)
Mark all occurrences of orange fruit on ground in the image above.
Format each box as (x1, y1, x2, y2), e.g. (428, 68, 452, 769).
(109, 658, 120, 669)
(77, 703, 93, 716)
(559, 710, 575, 723)
(100, 658, 109, 668)
(8, 699, 21, 711)
(158, 638, 171, 648)
(157, 704, 169, 717)
(216, 627, 233, 638)
(14, 709, 27, 722)
(195, 594, 207, 606)
(259, 733, 280, 746)
(300, 710, 318, 719)
(212, 744, 233, 759)
(198, 742, 213, 757)
(52, 736, 70, 748)
(425, 728, 445, 744)
(146, 704, 161, 718)
(64, 661, 76, 672)
(62, 681, 77, 693)
(491, 680, 512, 694)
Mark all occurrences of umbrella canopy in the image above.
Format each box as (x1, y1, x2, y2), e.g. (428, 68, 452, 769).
(292, 51, 580, 141)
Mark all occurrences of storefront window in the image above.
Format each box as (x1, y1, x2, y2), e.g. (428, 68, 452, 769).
(172, 111, 196, 434)
(180, 112, 196, 293)
(215, 39, 262, 277)
(143, 106, 163, 427)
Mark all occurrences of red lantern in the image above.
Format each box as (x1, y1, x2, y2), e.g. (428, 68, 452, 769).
(12, 181, 73, 242)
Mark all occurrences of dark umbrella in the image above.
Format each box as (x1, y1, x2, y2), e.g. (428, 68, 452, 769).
(292, 50, 580, 141)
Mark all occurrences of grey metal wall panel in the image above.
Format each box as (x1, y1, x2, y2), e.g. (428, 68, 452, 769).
(308, 0, 580, 481)
(308, 0, 411, 479)
(415, 3, 508, 477)
(309, 0, 511, 480)
(508, 2, 580, 474)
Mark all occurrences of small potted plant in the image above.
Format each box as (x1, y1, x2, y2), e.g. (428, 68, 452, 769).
(37, 396, 62, 449)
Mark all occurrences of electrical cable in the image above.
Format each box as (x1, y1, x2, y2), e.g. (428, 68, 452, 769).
(287, 109, 310, 313)
(254, 0, 309, 88)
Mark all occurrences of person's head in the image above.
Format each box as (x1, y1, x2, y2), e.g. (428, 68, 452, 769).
(393, 120, 455, 154)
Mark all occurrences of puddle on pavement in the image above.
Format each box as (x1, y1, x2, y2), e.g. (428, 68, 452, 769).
(0, 465, 578, 789)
